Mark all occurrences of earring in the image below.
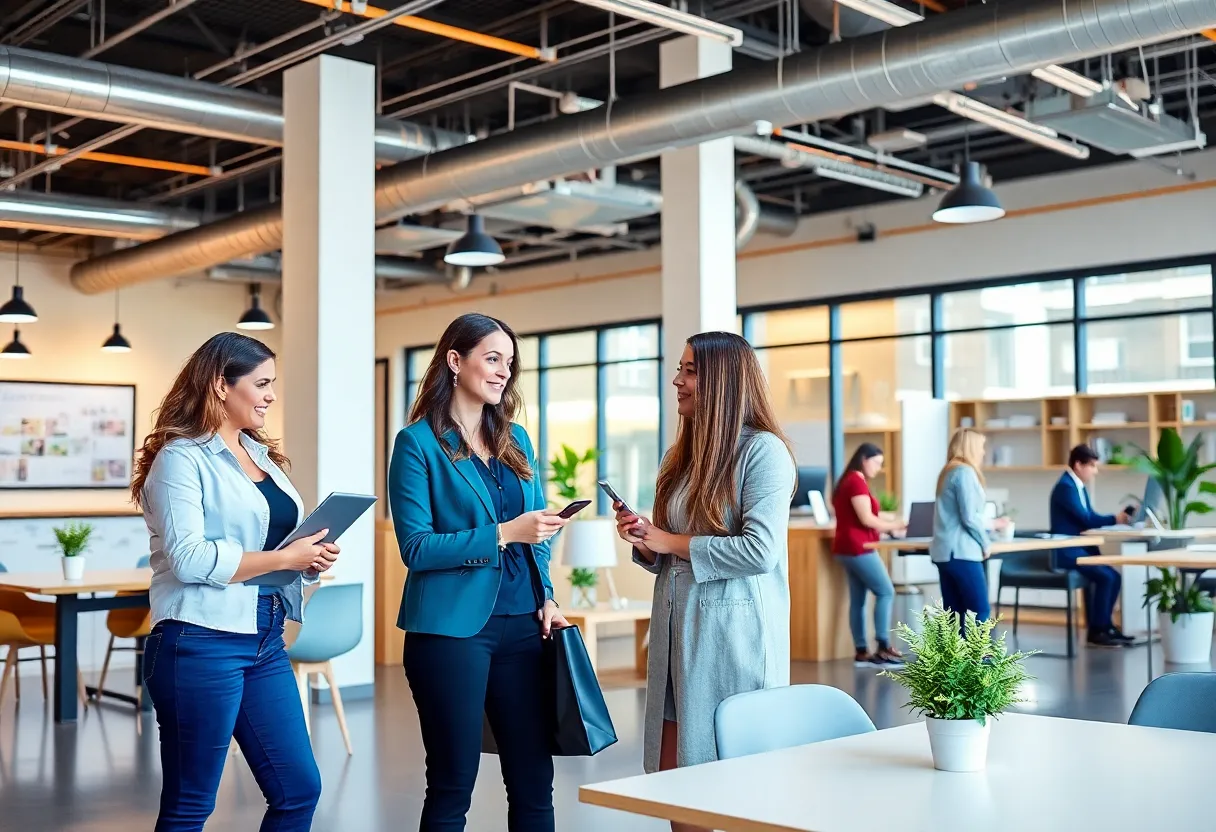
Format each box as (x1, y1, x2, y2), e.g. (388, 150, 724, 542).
(452, 372, 459, 388)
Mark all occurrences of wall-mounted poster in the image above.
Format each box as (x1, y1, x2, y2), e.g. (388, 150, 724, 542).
(0, 381, 136, 490)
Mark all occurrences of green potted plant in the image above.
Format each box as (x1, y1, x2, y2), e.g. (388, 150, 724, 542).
(548, 444, 608, 608)
(876, 491, 899, 514)
(1130, 428, 1216, 530)
(881, 601, 1035, 772)
(1144, 568, 1215, 664)
(53, 521, 94, 581)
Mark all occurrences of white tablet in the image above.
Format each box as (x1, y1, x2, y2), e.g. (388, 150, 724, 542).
(246, 491, 377, 586)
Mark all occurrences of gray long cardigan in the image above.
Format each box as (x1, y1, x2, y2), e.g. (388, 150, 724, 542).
(633, 430, 795, 772)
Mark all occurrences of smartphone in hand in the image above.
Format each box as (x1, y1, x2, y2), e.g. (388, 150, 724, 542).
(557, 499, 592, 519)
(597, 479, 635, 516)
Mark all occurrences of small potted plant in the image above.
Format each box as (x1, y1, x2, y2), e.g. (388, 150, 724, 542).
(53, 521, 94, 581)
(881, 601, 1035, 772)
(1144, 568, 1215, 664)
(1130, 428, 1216, 530)
(877, 491, 899, 520)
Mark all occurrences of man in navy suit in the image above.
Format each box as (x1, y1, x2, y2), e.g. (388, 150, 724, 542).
(1049, 444, 1134, 648)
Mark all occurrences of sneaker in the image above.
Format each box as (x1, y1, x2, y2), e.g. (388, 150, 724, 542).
(873, 646, 906, 666)
(853, 649, 876, 667)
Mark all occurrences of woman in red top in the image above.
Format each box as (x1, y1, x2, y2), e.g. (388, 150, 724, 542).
(832, 443, 907, 667)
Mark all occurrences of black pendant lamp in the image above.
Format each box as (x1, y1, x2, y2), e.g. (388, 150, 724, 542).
(236, 283, 274, 331)
(0, 240, 35, 324)
(444, 214, 504, 267)
(1, 328, 30, 359)
(932, 160, 1005, 225)
(101, 290, 131, 353)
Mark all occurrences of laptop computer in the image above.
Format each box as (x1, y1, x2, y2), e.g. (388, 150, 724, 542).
(906, 501, 935, 538)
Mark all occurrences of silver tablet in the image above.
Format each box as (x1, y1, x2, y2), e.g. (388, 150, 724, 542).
(246, 491, 377, 587)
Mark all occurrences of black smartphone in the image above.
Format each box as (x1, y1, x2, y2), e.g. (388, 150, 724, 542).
(557, 499, 592, 519)
(597, 479, 635, 516)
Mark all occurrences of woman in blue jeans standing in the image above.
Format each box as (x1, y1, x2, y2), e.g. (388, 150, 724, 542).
(832, 443, 907, 667)
(133, 333, 340, 832)
(929, 428, 994, 622)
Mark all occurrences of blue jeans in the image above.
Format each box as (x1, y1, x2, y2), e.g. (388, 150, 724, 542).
(404, 614, 554, 832)
(835, 553, 895, 650)
(143, 595, 321, 832)
(936, 557, 991, 622)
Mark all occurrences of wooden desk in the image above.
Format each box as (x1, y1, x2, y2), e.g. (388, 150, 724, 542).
(1081, 528, 1216, 542)
(867, 535, 1102, 556)
(580, 713, 1216, 831)
(787, 521, 867, 662)
(562, 602, 651, 676)
(0, 569, 152, 722)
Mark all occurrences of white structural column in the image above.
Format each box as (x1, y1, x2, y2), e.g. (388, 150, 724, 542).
(659, 36, 737, 444)
(282, 55, 377, 692)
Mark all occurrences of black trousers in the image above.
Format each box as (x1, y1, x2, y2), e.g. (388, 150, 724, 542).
(404, 614, 554, 832)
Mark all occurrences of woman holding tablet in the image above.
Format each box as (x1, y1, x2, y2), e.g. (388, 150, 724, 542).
(389, 312, 571, 831)
(133, 332, 338, 832)
(613, 331, 796, 832)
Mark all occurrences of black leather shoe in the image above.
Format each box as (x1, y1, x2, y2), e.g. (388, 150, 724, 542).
(1087, 630, 1122, 647)
(1108, 627, 1136, 644)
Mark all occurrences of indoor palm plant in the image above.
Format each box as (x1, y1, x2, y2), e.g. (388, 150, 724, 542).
(53, 520, 94, 581)
(1143, 568, 1215, 664)
(1130, 428, 1216, 530)
(881, 601, 1035, 772)
(549, 444, 606, 608)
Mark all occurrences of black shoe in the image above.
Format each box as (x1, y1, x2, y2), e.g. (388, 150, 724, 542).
(1108, 627, 1136, 644)
(1087, 630, 1123, 647)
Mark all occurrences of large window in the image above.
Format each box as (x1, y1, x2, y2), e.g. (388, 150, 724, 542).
(404, 322, 662, 512)
(741, 256, 1216, 476)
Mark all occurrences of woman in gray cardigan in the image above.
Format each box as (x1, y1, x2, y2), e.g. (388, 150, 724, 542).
(929, 427, 995, 621)
(615, 332, 795, 832)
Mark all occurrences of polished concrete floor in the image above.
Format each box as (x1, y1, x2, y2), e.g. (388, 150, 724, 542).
(0, 597, 1202, 831)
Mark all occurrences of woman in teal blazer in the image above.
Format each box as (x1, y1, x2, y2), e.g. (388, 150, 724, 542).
(389, 312, 570, 832)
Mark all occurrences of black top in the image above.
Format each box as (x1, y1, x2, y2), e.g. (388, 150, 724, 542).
(472, 456, 543, 616)
(255, 476, 299, 596)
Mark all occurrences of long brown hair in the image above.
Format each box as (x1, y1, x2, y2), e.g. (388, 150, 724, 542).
(408, 313, 531, 480)
(936, 427, 987, 495)
(132, 332, 288, 507)
(654, 331, 793, 536)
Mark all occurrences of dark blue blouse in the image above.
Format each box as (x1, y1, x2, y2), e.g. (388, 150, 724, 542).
(472, 456, 543, 616)
(256, 476, 299, 597)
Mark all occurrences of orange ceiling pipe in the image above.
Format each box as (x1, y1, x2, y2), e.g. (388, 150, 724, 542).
(0, 139, 215, 175)
(299, 0, 550, 61)
(1202, 29, 1216, 42)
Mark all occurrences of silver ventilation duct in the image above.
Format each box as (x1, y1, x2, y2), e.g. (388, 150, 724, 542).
(69, 0, 1216, 294)
(0, 190, 198, 239)
(207, 255, 448, 290)
(0, 45, 468, 163)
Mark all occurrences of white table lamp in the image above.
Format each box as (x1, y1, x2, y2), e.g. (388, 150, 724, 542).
(562, 518, 620, 608)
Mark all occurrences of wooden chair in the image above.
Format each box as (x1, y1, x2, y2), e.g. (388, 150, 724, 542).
(0, 594, 88, 711)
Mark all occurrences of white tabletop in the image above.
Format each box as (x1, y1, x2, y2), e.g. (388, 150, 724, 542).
(580, 713, 1216, 832)
(1082, 526, 1216, 540)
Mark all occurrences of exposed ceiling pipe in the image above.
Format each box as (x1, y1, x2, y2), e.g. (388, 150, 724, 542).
(207, 255, 449, 289)
(0, 190, 198, 240)
(734, 180, 762, 249)
(735, 135, 928, 197)
(68, 0, 1216, 294)
(0, 45, 469, 163)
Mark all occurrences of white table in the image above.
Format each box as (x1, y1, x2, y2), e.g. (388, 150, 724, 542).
(580, 713, 1216, 831)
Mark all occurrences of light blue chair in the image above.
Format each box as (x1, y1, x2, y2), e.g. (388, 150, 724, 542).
(288, 583, 363, 755)
(714, 684, 876, 760)
(1129, 672, 1216, 734)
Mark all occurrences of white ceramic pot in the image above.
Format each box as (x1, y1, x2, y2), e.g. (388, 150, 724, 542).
(62, 556, 85, 581)
(1159, 610, 1215, 665)
(925, 716, 991, 772)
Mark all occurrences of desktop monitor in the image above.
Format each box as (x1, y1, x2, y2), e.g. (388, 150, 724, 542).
(906, 502, 936, 538)
(792, 466, 829, 508)
(1134, 477, 1166, 524)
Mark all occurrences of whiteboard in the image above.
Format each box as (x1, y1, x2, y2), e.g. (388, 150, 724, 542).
(893, 397, 949, 585)
(0, 381, 136, 489)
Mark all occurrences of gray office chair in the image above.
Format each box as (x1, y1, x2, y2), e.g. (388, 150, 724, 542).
(1129, 672, 1216, 734)
(995, 533, 1087, 658)
(714, 684, 875, 760)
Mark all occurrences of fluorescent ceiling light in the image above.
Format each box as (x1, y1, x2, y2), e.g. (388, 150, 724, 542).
(812, 160, 924, 198)
(1031, 66, 1105, 98)
(574, 0, 743, 46)
(837, 0, 1101, 99)
(933, 92, 1090, 160)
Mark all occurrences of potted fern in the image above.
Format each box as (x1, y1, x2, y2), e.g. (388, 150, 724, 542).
(548, 444, 608, 608)
(881, 602, 1035, 772)
(1144, 569, 1215, 664)
(53, 521, 94, 581)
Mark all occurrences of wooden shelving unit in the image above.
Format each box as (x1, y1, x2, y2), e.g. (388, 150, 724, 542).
(842, 424, 902, 503)
(949, 389, 1216, 472)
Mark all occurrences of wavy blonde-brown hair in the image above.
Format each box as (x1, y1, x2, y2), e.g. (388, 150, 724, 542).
(654, 331, 794, 536)
(936, 427, 987, 495)
(131, 332, 288, 507)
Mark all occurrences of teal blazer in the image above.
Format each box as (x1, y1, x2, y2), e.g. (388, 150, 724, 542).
(389, 419, 554, 638)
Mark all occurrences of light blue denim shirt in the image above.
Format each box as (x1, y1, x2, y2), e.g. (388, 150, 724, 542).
(141, 432, 315, 633)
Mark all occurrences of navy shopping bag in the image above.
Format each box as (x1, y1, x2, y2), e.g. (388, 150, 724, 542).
(481, 624, 617, 757)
